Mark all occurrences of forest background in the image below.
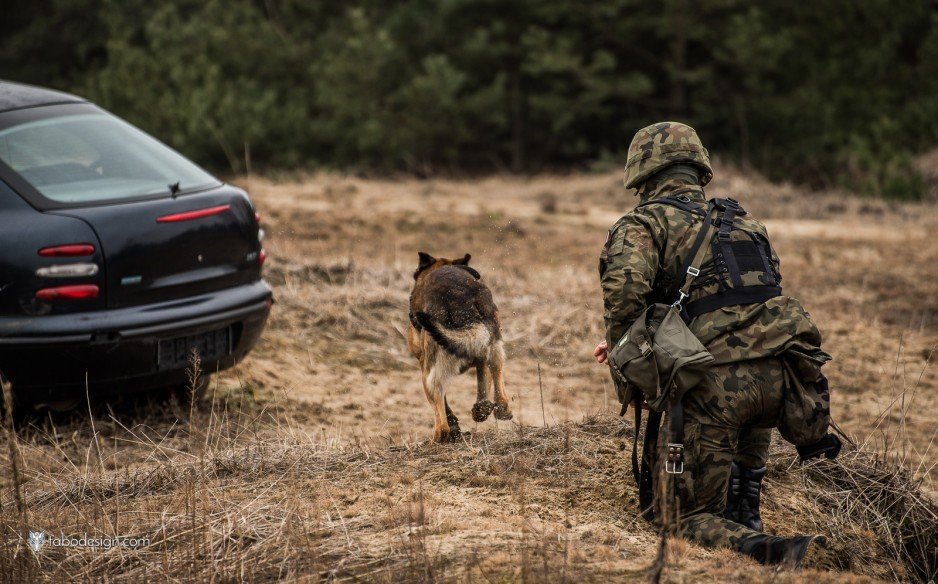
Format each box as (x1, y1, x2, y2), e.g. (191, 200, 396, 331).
(3, 0, 936, 198)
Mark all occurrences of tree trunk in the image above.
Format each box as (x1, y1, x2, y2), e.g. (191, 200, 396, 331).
(510, 65, 524, 172)
(735, 97, 750, 167)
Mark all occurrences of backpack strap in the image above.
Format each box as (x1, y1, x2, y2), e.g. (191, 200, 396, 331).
(670, 201, 719, 317)
(711, 197, 747, 216)
(632, 397, 661, 521)
(681, 197, 782, 319)
(635, 193, 707, 218)
(715, 199, 744, 287)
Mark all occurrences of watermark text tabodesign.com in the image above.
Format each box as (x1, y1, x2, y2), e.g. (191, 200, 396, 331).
(28, 531, 150, 552)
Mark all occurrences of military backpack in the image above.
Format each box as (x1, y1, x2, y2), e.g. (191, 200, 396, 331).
(639, 194, 782, 320)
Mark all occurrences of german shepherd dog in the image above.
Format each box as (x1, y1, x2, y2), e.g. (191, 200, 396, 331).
(408, 252, 512, 442)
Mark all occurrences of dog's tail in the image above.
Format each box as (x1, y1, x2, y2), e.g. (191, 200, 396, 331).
(415, 311, 490, 360)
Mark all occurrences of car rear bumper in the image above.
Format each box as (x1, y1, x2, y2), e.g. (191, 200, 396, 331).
(0, 280, 272, 401)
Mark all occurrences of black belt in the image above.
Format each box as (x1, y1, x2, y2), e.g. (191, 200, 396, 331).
(684, 285, 782, 319)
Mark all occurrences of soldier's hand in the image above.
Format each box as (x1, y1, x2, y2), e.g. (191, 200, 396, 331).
(593, 341, 608, 364)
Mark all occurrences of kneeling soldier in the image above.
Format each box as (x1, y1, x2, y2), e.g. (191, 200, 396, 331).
(594, 122, 842, 566)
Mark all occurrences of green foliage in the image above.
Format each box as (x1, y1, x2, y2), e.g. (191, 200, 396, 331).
(79, 0, 312, 171)
(1, 0, 936, 197)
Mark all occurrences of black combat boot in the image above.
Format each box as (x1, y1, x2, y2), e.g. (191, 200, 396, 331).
(724, 462, 766, 531)
(738, 534, 826, 567)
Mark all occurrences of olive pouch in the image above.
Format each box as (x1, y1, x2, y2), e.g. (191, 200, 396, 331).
(608, 303, 714, 412)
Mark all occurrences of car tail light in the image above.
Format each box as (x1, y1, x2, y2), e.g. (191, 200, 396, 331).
(156, 204, 231, 223)
(36, 263, 100, 278)
(255, 212, 261, 224)
(36, 284, 100, 301)
(38, 244, 95, 257)
(258, 249, 267, 266)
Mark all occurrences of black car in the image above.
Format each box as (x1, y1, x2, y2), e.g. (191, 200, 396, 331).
(0, 81, 271, 409)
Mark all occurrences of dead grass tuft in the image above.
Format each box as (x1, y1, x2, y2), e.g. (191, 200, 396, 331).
(799, 449, 938, 581)
(2, 406, 935, 582)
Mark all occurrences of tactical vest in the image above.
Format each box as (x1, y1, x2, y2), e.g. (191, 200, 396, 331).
(638, 194, 782, 321)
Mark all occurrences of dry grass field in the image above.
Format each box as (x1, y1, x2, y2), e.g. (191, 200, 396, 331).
(2, 166, 937, 582)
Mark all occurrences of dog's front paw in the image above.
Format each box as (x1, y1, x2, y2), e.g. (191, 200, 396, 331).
(471, 400, 495, 422)
(494, 403, 513, 420)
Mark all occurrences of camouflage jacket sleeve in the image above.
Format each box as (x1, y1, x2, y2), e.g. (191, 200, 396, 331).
(598, 212, 666, 347)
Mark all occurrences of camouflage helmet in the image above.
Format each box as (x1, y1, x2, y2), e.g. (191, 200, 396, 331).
(623, 121, 713, 189)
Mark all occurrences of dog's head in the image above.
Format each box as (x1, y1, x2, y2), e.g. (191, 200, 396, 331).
(413, 252, 474, 280)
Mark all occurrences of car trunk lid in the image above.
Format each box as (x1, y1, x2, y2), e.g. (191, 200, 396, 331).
(53, 185, 261, 309)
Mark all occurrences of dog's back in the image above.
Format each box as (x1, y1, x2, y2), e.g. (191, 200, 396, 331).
(412, 265, 500, 361)
(420, 266, 495, 326)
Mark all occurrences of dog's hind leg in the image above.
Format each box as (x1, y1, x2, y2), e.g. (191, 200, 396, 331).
(425, 359, 460, 442)
(490, 342, 513, 420)
(472, 365, 495, 422)
(421, 364, 446, 443)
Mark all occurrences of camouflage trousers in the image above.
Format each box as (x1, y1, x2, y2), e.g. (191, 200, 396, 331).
(663, 357, 785, 549)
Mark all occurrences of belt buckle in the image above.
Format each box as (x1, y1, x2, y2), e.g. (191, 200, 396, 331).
(665, 443, 684, 474)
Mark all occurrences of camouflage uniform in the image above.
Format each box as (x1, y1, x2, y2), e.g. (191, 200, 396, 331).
(599, 122, 833, 551)
(674, 359, 782, 548)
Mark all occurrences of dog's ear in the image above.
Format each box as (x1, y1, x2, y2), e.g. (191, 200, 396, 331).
(418, 252, 436, 269)
(415, 251, 436, 279)
(455, 253, 471, 265)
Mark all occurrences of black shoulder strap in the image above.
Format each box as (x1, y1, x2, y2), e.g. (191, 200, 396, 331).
(711, 197, 747, 216)
(715, 199, 743, 286)
(632, 397, 660, 521)
(636, 194, 707, 218)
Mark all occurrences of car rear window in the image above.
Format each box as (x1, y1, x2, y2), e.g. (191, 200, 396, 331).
(0, 109, 220, 207)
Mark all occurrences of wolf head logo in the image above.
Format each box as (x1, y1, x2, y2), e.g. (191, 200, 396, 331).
(28, 531, 46, 552)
